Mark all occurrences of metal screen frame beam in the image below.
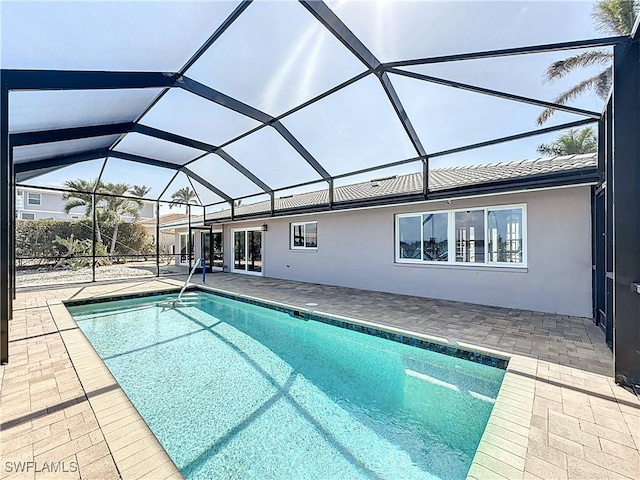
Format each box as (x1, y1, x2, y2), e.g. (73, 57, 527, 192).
(178, 77, 273, 124)
(182, 167, 233, 203)
(384, 36, 627, 68)
(11, 122, 134, 147)
(612, 40, 640, 387)
(2, 70, 179, 91)
(13, 149, 109, 173)
(206, 167, 599, 225)
(178, 75, 332, 183)
(1, 79, 9, 364)
(429, 118, 598, 159)
(107, 151, 234, 203)
(108, 1, 253, 153)
(132, 124, 273, 194)
(300, 0, 426, 159)
(387, 68, 602, 119)
(271, 123, 332, 181)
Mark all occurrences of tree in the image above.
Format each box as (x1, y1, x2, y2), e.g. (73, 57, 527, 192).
(537, 127, 598, 155)
(169, 187, 198, 213)
(537, 0, 638, 125)
(101, 182, 144, 255)
(62, 180, 149, 255)
(61, 179, 104, 244)
(129, 185, 151, 198)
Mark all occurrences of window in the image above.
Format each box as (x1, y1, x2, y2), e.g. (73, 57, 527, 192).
(423, 212, 448, 262)
(455, 210, 484, 263)
(396, 204, 526, 267)
(487, 207, 524, 264)
(70, 215, 81, 220)
(291, 221, 317, 249)
(20, 212, 35, 220)
(27, 192, 41, 206)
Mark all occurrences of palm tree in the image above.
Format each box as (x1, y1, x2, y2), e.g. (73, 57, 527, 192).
(101, 182, 144, 255)
(169, 187, 198, 213)
(537, 127, 598, 155)
(61, 179, 104, 244)
(537, 0, 638, 125)
(129, 185, 151, 198)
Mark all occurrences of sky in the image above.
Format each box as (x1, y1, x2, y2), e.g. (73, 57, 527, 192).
(1, 0, 611, 207)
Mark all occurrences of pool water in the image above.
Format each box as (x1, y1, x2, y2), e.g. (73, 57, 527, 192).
(68, 291, 505, 480)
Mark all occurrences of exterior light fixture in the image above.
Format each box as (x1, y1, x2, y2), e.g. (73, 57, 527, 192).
(262, 224, 268, 232)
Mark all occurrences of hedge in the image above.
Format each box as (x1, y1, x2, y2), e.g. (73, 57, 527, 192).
(16, 219, 151, 262)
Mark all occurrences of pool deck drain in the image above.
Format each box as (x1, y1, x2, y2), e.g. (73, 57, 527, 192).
(1, 275, 639, 480)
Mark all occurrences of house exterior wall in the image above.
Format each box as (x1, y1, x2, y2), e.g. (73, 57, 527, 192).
(219, 186, 593, 317)
(16, 187, 154, 221)
(16, 189, 85, 220)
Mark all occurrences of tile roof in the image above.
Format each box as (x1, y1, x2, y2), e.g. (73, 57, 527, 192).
(204, 153, 597, 221)
(140, 213, 188, 226)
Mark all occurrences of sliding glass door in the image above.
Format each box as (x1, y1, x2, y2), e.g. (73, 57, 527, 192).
(232, 228, 262, 275)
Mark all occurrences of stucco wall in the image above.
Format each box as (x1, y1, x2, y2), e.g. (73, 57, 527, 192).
(220, 186, 593, 317)
(16, 188, 155, 221)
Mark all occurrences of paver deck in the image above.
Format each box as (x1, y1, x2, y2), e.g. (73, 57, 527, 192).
(1, 274, 638, 480)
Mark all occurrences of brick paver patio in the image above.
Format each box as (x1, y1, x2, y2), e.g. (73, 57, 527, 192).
(0, 274, 638, 479)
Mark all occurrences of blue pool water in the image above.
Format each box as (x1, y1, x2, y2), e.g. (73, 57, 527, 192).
(68, 291, 505, 480)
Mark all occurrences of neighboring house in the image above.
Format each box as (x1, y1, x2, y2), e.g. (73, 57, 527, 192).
(15, 186, 155, 221)
(140, 213, 188, 255)
(158, 214, 215, 269)
(173, 153, 597, 318)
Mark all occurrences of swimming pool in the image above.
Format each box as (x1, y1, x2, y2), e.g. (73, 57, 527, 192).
(68, 290, 505, 480)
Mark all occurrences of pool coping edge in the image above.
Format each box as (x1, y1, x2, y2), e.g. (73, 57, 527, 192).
(58, 281, 535, 480)
(190, 285, 534, 480)
(47, 298, 184, 480)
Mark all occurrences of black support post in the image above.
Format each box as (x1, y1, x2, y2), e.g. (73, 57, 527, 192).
(423, 160, 429, 199)
(612, 40, 640, 387)
(156, 201, 160, 278)
(188, 205, 192, 272)
(1, 80, 10, 364)
(10, 142, 15, 301)
(328, 179, 334, 209)
(92, 192, 97, 283)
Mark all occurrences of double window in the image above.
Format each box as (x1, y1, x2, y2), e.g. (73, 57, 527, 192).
(27, 192, 41, 206)
(291, 221, 317, 249)
(396, 204, 526, 267)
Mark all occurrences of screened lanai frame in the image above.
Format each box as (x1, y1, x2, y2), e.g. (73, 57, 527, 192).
(2, 1, 640, 386)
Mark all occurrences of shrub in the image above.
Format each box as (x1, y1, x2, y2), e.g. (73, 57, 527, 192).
(16, 219, 149, 267)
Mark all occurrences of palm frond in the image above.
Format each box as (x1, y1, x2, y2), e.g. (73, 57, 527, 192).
(593, 0, 638, 35)
(63, 199, 88, 215)
(595, 67, 613, 98)
(537, 73, 606, 125)
(544, 50, 612, 82)
(129, 185, 151, 198)
(537, 127, 597, 156)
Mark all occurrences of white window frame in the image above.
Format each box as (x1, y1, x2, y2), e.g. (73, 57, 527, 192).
(290, 221, 318, 250)
(27, 192, 41, 206)
(20, 212, 35, 220)
(485, 204, 528, 267)
(231, 227, 263, 276)
(396, 210, 449, 264)
(395, 203, 527, 268)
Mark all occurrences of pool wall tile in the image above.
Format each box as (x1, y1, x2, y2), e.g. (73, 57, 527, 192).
(65, 285, 509, 371)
